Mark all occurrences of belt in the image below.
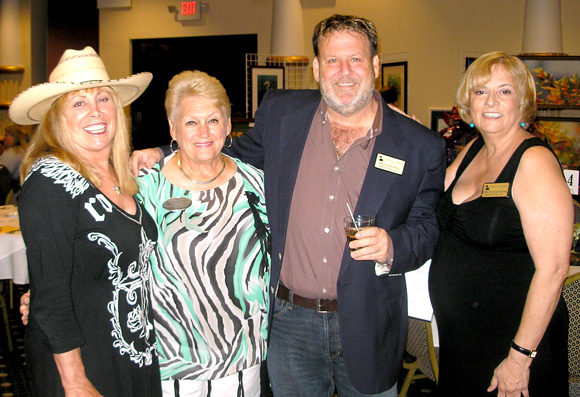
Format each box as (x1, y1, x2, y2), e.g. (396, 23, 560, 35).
(276, 284, 338, 313)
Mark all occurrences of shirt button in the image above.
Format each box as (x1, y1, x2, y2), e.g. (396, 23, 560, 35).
(324, 227, 330, 233)
(329, 195, 334, 200)
(334, 166, 339, 171)
(278, 253, 282, 260)
(322, 257, 328, 263)
(473, 302, 479, 308)
(322, 288, 327, 294)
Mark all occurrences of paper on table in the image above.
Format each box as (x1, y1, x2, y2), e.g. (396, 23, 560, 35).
(405, 259, 433, 321)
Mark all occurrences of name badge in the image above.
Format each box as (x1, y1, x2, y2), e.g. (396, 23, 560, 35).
(481, 182, 510, 198)
(375, 154, 405, 175)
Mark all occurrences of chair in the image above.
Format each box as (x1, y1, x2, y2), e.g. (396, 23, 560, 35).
(574, 200, 580, 225)
(0, 287, 13, 352)
(398, 318, 439, 397)
(564, 273, 580, 396)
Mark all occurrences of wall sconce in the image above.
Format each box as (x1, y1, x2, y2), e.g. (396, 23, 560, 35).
(168, 2, 209, 21)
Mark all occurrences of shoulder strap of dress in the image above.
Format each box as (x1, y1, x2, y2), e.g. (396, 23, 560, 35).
(448, 137, 484, 189)
(497, 137, 556, 182)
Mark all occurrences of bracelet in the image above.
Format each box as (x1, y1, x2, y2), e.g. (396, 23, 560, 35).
(510, 339, 537, 358)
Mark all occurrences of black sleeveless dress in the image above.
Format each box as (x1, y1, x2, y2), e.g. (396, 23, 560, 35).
(429, 137, 569, 396)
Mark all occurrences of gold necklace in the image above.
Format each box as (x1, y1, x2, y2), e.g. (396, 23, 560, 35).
(178, 152, 226, 185)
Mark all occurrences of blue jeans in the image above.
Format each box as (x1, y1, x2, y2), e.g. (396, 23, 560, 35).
(267, 296, 397, 397)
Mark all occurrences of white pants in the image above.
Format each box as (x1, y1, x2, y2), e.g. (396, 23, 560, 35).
(161, 364, 261, 397)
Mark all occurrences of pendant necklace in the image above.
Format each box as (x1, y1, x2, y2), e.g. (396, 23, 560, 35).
(101, 166, 121, 195)
(178, 152, 226, 185)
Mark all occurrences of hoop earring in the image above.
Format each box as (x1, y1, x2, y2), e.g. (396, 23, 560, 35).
(224, 134, 233, 148)
(170, 139, 179, 154)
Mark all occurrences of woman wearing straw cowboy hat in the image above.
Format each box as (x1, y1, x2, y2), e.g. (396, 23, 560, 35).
(10, 47, 162, 396)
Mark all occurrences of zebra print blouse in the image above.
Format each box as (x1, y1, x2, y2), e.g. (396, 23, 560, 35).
(138, 155, 270, 381)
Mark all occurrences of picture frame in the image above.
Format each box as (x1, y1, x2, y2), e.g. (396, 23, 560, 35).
(430, 108, 452, 132)
(381, 61, 407, 113)
(251, 66, 285, 118)
(531, 117, 580, 167)
(465, 57, 477, 71)
(518, 55, 580, 109)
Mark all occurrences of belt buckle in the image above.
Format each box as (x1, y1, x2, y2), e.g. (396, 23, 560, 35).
(316, 299, 328, 313)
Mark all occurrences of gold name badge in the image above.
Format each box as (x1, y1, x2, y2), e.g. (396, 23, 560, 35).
(375, 154, 405, 175)
(481, 182, 510, 198)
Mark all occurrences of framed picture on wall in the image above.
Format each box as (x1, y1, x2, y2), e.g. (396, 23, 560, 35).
(518, 55, 580, 109)
(465, 57, 477, 71)
(251, 66, 285, 118)
(531, 117, 580, 167)
(429, 108, 452, 133)
(381, 61, 407, 113)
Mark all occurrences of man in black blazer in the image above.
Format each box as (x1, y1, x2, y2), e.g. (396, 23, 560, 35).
(229, 15, 446, 396)
(131, 14, 445, 396)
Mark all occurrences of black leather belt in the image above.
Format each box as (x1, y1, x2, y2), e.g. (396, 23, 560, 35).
(276, 284, 338, 313)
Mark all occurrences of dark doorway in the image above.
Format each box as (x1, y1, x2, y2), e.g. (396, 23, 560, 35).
(131, 34, 257, 150)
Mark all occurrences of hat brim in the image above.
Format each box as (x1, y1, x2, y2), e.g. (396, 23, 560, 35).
(9, 72, 152, 125)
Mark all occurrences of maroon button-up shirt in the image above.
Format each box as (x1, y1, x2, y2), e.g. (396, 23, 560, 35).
(279, 91, 384, 299)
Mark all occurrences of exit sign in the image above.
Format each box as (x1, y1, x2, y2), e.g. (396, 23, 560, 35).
(178, 1, 201, 20)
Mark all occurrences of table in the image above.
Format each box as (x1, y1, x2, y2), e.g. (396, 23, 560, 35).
(0, 205, 28, 285)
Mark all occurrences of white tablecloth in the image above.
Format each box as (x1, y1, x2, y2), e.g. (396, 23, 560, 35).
(0, 205, 28, 284)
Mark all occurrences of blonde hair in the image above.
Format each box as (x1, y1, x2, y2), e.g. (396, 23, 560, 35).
(165, 70, 231, 123)
(4, 124, 27, 147)
(456, 51, 536, 124)
(21, 87, 139, 194)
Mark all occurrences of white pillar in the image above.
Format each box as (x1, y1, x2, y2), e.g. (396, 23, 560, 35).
(270, 0, 305, 56)
(0, 0, 23, 66)
(521, 0, 564, 55)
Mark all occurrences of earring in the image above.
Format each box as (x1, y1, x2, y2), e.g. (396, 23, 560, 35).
(469, 123, 475, 128)
(170, 139, 179, 154)
(224, 134, 233, 148)
(520, 122, 526, 127)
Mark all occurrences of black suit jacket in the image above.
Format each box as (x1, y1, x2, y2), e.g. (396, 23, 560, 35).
(228, 89, 446, 394)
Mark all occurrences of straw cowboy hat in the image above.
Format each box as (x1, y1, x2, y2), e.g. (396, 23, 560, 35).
(9, 46, 152, 125)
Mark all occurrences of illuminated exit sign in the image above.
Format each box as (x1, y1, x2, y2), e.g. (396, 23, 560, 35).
(178, 1, 201, 20)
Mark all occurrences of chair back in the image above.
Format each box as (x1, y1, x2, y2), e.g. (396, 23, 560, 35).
(574, 200, 580, 225)
(405, 318, 439, 382)
(564, 272, 580, 394)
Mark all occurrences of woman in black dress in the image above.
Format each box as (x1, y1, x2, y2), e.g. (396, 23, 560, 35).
(10, 47, 162, 396)
(429, 52, 571, 396)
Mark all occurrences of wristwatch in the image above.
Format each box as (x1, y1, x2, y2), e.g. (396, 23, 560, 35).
(510, 339, 537, 358)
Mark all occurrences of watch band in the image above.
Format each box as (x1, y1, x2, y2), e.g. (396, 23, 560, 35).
(510, 339, 537, 358)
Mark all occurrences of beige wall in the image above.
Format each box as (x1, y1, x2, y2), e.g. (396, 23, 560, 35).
(29, 0, 580, 129)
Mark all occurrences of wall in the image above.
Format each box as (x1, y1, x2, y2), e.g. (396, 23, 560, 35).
(20, 0, 580, 130)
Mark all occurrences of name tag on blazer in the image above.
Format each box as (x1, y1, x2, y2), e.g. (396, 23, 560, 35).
(375, 154, 405, 175)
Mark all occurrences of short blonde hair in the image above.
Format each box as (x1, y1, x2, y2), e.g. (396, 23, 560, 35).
(456, 51, 536, 124)
(21, 87, 139, 194)
(165, 70, 231, 123)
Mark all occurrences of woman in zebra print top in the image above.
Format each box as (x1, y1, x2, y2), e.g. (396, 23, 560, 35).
(138, 70, 270, 396)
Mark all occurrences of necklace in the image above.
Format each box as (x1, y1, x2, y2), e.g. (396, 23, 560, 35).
(178, 152, 226, 185)
(100, 166, 121, 195)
